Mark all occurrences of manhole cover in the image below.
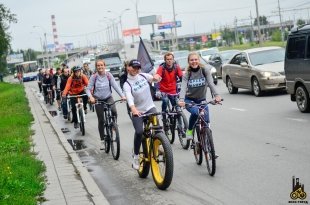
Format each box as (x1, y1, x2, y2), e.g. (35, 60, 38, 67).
(49, 110, 58, 117)
(67, 139, 87, 151)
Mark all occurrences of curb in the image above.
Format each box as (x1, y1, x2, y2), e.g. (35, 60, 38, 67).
(31, 88, 109, 205)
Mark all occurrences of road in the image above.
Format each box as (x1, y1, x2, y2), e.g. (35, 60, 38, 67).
(24, 79, 310, 205)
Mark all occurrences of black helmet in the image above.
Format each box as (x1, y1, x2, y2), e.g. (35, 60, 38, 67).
(72, 66, 81, 72)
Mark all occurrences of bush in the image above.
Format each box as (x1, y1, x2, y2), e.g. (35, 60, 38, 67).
(272, 30, 282, 41)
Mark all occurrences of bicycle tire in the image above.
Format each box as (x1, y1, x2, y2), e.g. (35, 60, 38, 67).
(164, 116, 175, 144)
(138, 138, 150, 178)
(110, 123, 120, 160)
(44, 95, 48, 104)
(49, 93, 53, 105)
(204, 128, 216, 176)
(177, 112, 190, 150)
(193, 126, 203, 165)
(79, 109, 85, 136)
(67, 110, 72, 122)
(151, 132, 174, 190)
(104, 125, 111, 153)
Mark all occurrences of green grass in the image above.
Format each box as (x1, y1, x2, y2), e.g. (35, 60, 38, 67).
(0, 82, 45, 205)
(219, 41, 287, 51)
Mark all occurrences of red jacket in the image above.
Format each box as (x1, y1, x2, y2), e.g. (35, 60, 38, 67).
(156, 64, 183, 94)
(63, 74, 88, 95)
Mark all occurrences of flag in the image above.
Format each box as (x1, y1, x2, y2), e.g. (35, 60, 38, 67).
(137, 37, 154, 73)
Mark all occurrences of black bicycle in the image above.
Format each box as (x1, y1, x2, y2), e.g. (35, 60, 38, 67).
(137, 112, 174, 190)
(95, 99, 123, 160)
(42, 83, 53, 105)
(162, 93, 189, 149)
(186, 99, 222, 176)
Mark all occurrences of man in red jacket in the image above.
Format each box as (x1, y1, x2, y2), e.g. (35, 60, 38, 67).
(156, 52, 183, 127)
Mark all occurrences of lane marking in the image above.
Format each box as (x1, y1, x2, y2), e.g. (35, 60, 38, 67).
(286, 118, 308, 122)
(230, 108, 247, 112)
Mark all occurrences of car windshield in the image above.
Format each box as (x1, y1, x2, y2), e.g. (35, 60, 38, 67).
(201, 49, 217, 56)
(249, 48, 285, 66)
(104, 57, 122, 66)
(221, 50, 240, 61)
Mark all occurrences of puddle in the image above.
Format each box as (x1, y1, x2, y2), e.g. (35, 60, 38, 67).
(67, 139, 87, 151)
(49, 110, 58, 117)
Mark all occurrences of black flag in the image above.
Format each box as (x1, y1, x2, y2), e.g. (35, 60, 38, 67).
(137, 37, 154, 73)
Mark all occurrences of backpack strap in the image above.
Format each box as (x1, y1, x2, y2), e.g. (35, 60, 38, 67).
(92, 72, 112, 95)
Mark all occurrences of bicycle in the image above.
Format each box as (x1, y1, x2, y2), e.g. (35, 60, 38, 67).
(137, 112, 174, 190)
(95, 99, 123, 160)
(42, 83, 53, 105)
(186, 99, 223, 176)
(67, 94, 88, 136)
(162, 93, 190, 149)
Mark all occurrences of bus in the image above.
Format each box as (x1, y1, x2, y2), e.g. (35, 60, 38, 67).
(15, 61, 38, 82)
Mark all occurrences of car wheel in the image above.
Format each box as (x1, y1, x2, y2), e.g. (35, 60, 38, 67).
(295, 86, 310, 113)
(252, 77, 262, 97)
(226, 76, 238, 94)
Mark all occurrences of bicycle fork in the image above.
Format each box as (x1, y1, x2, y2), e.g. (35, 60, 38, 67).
(75, 103, 86, 123)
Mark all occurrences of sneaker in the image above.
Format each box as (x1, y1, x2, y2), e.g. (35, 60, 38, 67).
(84, 109, 88, 114)
(186, 129, 193, 140)
(74, 122, 79, 129)
(215, 154, 219, 159)
(132, 154, 139, 170)
(100, 140, 105, 150)
(63, 115, 67, 119)
(58, 107, 61, 111)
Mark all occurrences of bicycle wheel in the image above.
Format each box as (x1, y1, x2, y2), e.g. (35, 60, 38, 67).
(104, 125, 111, 153)
(204, 128, 216, 176)
(79, 109, 85, 136)
(151, 132, 174, 190)
(67, 110, 72, 122)
(177, 112, 190, 150)
(138, 138, 150, 178)
(193, 126, 203, 165)
(164, 116, 175, 144)
(110, 123, 120, 160)
(49, 93, 53, 105)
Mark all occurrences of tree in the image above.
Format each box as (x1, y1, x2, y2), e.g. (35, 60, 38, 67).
(254, 16, 268, 26)
(297, 19, 306, 26)
(0, 4, 17, 74)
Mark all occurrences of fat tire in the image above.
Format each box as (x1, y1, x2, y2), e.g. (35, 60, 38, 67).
(138, 138, 150, 178)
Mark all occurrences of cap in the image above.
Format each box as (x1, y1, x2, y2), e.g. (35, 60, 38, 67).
(128, 59, 141, 68)
(72, 66, 81, 72)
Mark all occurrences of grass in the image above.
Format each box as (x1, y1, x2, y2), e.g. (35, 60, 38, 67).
(0, 82, 45, 205)
(219, 41, 287, 51)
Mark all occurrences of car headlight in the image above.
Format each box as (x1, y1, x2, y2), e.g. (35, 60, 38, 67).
(261, 71, 280, 77)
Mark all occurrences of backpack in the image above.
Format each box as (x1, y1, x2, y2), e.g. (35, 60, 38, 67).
(160, 62, 180, 82)
(92, 72, 112, 94)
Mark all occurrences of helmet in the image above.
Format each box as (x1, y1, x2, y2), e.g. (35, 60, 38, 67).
(72, 66, 81, 72)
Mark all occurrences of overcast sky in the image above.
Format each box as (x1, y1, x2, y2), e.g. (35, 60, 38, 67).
(2, 0, 309, 51)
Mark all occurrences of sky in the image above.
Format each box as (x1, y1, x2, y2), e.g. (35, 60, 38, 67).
(2, 0, 310, 51)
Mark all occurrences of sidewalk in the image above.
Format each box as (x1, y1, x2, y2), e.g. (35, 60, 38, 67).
(25, 86, 109, 205)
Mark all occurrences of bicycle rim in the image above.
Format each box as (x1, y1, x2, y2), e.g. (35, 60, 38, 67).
(178, 112, 190, 150)
(164, 117, 174, 144)
(110, 124, 120, 160)
(151, 133, 174, 190)
(79, 109, 85, 136)
(205, 128, 216, 176)
(193, 127, 203, 165)
(138, 138, 150, 178)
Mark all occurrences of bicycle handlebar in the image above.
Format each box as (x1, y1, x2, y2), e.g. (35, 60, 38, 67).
(66, 94, 88, 98)
(136, 112, 164, 118)
(95, 99, 124, 106)
(185, 99, 224, 107)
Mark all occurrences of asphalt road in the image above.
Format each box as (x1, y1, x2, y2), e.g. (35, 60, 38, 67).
(25, 79, 310, 205)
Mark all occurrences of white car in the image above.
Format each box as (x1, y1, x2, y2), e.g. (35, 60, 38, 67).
(197, 47, 219, 61)
(82, 57, 91, 64)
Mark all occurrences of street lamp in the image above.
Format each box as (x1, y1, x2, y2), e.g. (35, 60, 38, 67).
(30, 32, 45, 68)
(33, 25, 50, 68)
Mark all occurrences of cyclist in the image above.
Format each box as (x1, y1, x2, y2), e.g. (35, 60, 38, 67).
(60, 68, 70, 119)
(86, 59, 126, 149)
(178, 52, 221, 140)
(62, 66, 89, 128)
(82, 62, 93, 79)
(37, 68, 44, 93)
(119, 60, 131, 118)
(53, 67, 63, 111)
(123, 59, 161, 170)
(156, 52, 183, 129)
(42, 69, 55, 101)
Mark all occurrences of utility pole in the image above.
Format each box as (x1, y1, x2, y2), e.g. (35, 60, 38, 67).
(172, 0, 178, 50)
(234, 17, 239, 45)
(255, 0, 262, 46)
(250, 11, 255, 42)
(277, 0, 284, 41)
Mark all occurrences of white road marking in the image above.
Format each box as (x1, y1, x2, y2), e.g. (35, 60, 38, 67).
(230, 108, 247, 112)
(286, 118, 308, 122)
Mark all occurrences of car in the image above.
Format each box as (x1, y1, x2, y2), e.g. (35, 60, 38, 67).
(175, 56, 218, 85)
(172, 50, 190, 58)
(197, 47, 219, 61)
(82, 57, 91, 64)
(222, 46, 286, 96)
(22, 72, 38, 82)
(208, 50, 240, 78)
(96, 52, 122, 77)
(285, 24, 310, 112)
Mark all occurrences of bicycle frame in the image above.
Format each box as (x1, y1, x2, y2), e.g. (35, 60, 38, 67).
(67, 94, 88, 124)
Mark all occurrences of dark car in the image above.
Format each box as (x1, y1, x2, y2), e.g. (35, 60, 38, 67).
(208, 50, 240, 78)
(96, 52, 122, 77)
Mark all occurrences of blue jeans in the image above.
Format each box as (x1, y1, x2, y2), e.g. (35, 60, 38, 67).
(184, 98, 209, 130)
(161, 94, 177, 120)
(61, 97, 68, 116)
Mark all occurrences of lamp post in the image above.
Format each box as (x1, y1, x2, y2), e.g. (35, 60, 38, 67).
(172, 0, 178, 50)
(33, 25, 50, 68)
(30, 32, 45, 68)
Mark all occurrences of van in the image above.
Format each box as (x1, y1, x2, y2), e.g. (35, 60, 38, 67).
(284, 25, 310, 113)
(96, 52, 123, 77)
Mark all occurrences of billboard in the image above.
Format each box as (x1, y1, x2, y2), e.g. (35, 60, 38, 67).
(6, 53, 24, 64)
(158, 21, 182, 29)
(139, 15, 162, 25)
(122, 28, 141, 37)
